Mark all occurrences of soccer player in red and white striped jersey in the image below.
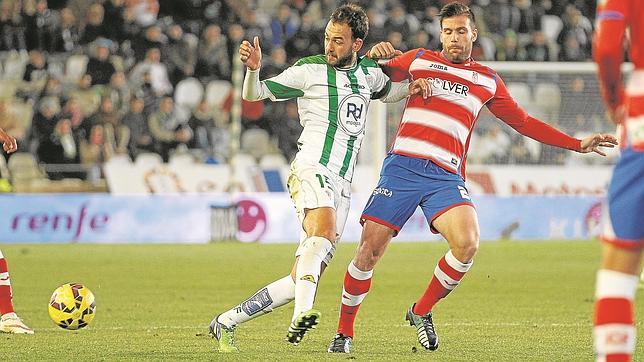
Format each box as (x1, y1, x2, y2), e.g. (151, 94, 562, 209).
(0, 128, 33, 334)
(328, 2, 618, 353)
(593, 0, 643, 360)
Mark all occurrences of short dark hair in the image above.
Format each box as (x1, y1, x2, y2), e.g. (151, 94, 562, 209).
(330, 4, 369, 40)
(439, 2, 476, 28)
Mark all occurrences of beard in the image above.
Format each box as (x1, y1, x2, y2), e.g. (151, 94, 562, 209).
(327, 51, 354, 68)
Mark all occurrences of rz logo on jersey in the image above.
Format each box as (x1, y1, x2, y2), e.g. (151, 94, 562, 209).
(458, 186, 471, 200)
(338, 94, 368, 136)
(427, 77, 469, 97)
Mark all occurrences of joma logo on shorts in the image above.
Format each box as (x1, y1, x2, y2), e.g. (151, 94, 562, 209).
(373, 187, 393, 197)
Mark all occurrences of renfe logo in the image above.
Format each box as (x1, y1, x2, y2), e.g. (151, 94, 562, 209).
(11, 203, 109, 240)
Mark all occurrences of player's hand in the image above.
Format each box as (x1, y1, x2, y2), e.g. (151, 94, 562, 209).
(366, 42, 403, 60)
(409, 78, 431, 99)
(239, 36, 262, 71)
(0, 128, 17, 154)
(579, 133, 618, 156)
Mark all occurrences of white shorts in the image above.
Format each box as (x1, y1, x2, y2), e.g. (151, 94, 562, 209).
(287, 158, 351, 264)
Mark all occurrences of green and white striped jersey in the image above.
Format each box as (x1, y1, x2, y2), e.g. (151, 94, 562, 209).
(262, 55, 391, 181)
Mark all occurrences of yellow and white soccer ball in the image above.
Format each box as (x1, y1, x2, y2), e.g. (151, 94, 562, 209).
(48, 283, 96, 330)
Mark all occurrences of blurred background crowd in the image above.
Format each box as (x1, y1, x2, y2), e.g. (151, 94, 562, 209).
(0, 0, 613, 183)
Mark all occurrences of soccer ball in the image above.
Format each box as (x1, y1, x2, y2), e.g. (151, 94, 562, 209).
(48, 283, 96, 330)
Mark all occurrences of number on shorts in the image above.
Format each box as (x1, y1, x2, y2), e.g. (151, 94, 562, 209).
(315, 173, 333, 191)
(458, 185, 471, 200)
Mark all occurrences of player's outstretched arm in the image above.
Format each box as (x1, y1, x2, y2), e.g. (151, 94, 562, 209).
(366, 42, 403, 60)
(578, 133, 618, 156)
(0, 127, 17, 153)
(379, 78, 431, 103)
(240, 36, 268, 101)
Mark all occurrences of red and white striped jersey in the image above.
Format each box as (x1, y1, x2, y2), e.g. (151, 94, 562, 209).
(594, 0, 644, 151)
(383, 49, 580, 177)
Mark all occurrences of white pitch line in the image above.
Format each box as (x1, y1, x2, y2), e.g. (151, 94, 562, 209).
(39, 322, 593, 332)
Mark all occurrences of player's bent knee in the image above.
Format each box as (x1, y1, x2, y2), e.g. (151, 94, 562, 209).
(451, 233, 479, 262)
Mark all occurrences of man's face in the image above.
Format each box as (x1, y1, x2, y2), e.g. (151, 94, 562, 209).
(324, 20, 362, 68)
(440, 15, 477, 63)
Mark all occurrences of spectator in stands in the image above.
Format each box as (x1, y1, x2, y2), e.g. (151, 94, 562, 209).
(147, 96, 191, 161)
(242, 9, 272, 53)
(226, 23, 246, 67)
(384, 4, 414, 40)
(261, 47, 288, 79)
(67, 74, 101, 116)
(128, 0, 159, 28)
(558, 35, 586, 61)
(40, 76, 64, 100)
(476, 124, 512, 163)
(163, 24, 196, 86)
(195, 24, 231, 82)
(38, 118, 82, 179)
(284, 13, 321, 63)
(23, 50, 48, 83)
(130, 48, 173, 97)
(133, 24, 166, 62)
(418, 6, 441, 46)
(122, 96, 153, 159)
(274, 100, 302, 162)
(23, 0, 57, 52)
(60, 97, 90, 142)
(102, 0, 126, 42)
(495, 30, 526, 61)
(186, 99, 215, 152)
(270, 3, 297, 48)
(121, 3, 142, 44)
(0, 0, 26, 51)
(86, 41, 116, 86)
(53, 7, 80, 52)
(80, 3, 109, 46)
(525, 31, 550, 61)
(100, 71, 130, 117)
(484, 0, 520, 37)
(514, 0, 544, 36)
(85, 96, 129, 163)
(557, 6, 592, 60)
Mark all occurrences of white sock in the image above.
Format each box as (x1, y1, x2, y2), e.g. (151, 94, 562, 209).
(218, 275, 295, 328)
(292, 236, 333, 321)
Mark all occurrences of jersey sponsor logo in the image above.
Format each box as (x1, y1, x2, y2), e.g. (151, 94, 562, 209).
(372, 187, 393, 197)
(338, 94, 368, 136)
(429, 63, 449, 71)
(240, 288, 274, 316)
(428, 77, 469, 97)
(343, 83, 366, 90)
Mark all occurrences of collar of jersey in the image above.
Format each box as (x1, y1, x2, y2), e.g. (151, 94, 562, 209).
(334, 58, 359, 72)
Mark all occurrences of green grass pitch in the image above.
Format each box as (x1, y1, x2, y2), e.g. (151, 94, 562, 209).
(1, 240, 642, 360)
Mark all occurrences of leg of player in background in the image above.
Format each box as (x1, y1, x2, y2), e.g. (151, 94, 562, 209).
(329, 220, 394, 353)
(0, 250, 34, 334)
(286, 207, 335, 345)
(407, 205, 479, 351)
(593, 244, 642, 362)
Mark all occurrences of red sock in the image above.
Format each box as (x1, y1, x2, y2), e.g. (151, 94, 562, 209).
(336, 261, 372, 338)
(594, 270, 637, 362)
(0, 251, 15, 315)
(413, 250, 472, 315)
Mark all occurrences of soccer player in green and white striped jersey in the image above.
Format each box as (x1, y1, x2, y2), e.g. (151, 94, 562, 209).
(209, 4, 430, 352)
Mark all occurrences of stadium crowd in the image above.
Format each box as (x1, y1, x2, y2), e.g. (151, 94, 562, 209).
(0, 0, 611, 181)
